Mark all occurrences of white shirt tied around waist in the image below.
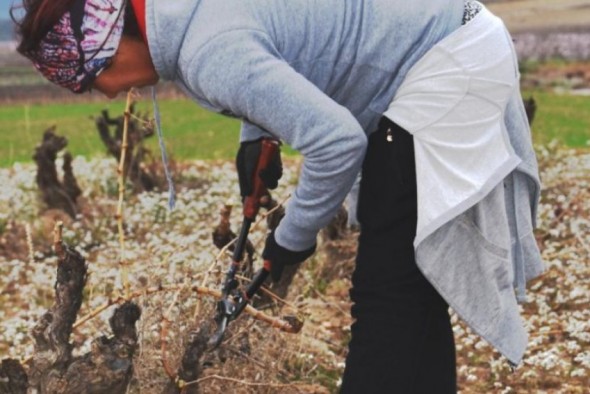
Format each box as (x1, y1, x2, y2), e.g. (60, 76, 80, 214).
(383, 4, 522, 246)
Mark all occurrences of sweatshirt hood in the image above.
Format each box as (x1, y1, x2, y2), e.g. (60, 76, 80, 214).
(145, 0, 202, 80)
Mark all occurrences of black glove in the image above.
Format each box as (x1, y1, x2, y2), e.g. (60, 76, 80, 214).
(236, 138, 283, 198)
(262, 230, 316, 282)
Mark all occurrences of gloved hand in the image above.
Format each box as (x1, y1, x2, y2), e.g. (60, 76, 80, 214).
(262, 230, 316, 282)
(236, 138, 283, 199)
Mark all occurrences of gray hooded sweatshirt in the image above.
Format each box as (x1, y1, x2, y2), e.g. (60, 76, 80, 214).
(145, 0, 544, 365)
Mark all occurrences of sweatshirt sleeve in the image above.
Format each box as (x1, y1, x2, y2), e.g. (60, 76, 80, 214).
(240, 120, 273, 142)
(185, 30, 367, 251)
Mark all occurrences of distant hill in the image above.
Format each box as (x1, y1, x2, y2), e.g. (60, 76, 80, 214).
(0, 18, 15, 42)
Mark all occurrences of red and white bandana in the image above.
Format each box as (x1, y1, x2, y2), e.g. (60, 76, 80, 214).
(27, 0, 126, 93)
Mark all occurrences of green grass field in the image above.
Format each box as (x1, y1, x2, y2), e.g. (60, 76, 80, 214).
(0, 90, 588, 167)
(0, 99, 243, 167)
(523, 90, 590, 147)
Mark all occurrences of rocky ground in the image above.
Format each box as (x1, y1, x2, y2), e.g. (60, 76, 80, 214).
(0, 1, 588, 392)
(0, 143, 588, 393)
(487, 0, 590, 62)
(485, 0, 590, 34)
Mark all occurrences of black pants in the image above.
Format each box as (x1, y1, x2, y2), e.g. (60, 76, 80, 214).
(341, 118, 457, 393)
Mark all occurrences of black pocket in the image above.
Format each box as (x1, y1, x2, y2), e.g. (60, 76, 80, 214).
(357, 118, 417, 232)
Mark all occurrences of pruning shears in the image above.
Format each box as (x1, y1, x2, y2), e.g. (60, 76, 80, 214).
(208, 138, 280, 348)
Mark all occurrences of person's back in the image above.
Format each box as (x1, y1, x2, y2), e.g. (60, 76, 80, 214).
(149, 0, 463, 132)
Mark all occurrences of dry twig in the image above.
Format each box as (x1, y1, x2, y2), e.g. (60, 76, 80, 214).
(182, 374, 309, 391)
(160, 284, 189, 380)
(63, 283, 303, 343)
(117, 90, 134, 299)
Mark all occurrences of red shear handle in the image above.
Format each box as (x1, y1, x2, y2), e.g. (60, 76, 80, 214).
(243, 139, 280, 220)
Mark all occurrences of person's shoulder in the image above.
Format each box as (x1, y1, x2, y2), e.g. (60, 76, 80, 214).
(181, 0, 271, 55)
(178, 27, 275, 101)
(183, 26, 273, 67)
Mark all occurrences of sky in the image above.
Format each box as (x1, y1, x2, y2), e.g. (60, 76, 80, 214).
(1, 0, 15, 20)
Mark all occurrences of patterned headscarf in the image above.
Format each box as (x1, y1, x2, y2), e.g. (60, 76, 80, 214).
(27, 0, 126, 93)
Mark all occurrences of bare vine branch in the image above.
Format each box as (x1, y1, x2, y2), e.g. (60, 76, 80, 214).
(160, 284, 189, 380)
(117, 90, 134, 299)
